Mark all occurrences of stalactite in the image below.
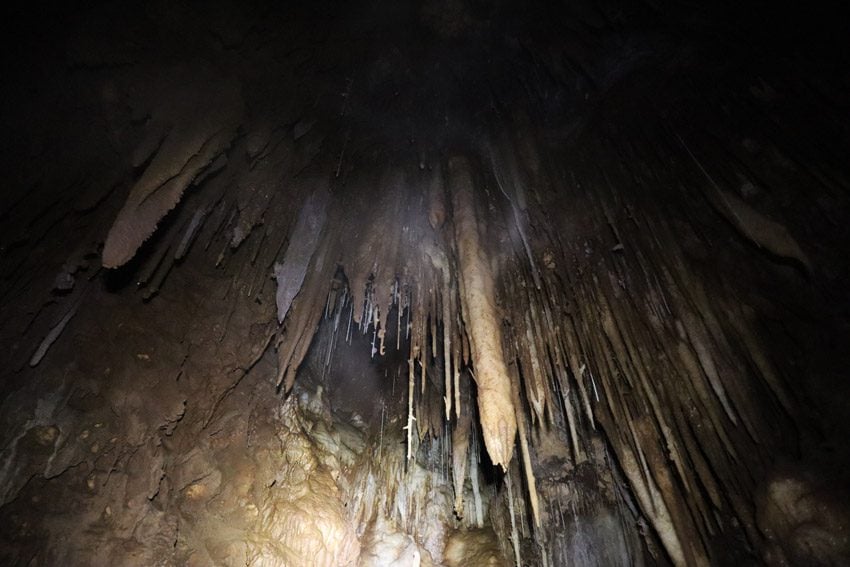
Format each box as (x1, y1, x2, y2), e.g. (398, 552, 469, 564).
(428, 164, 446, 231)
(678, 135, 812, 272)
(274, 184, 330, 323)
(508, 356, 541, 529)
(134, 210, 183, 289)
(448, 155, 517, 470)
(614, 439, 689, 567)
(417, 355, 430, 440)
(505, 471, 522, 567)
(174, 208, 208, 260)
(451, 288, 463, 421)
(440, 276, 454, 420)
(451, 386, 472, 516)
(489, 141, 542, 291)
(6, 9, 842, 561)
(680, 310, 739, 425)
(406, 342, 417, 462)
(562, 322, 596, 429)
(28, 293, 83, 367)
(102, 69, 243, 268)
(275, 232, 337, 392)
(729, 303, 796, 415)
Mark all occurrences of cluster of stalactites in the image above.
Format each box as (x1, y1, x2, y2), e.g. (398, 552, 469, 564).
(102, 104, 803, 566)
(268, 134, 802, 566)
(264, 149, 556, 554)
(269, 153, 525, 467)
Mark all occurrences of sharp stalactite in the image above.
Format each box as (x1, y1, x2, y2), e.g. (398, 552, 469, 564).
(1, 1, 849, 566)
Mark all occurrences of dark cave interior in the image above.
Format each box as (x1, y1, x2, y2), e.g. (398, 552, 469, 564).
(1, 1, 849, 565)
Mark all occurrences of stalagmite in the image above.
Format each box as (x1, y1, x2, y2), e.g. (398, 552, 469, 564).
(448, 156, 517, 470)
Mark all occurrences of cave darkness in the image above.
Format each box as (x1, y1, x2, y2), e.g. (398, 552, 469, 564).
(1, 1, 849, 565)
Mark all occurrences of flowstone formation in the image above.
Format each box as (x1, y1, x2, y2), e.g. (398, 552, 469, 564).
(2, 1, 850, 565)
